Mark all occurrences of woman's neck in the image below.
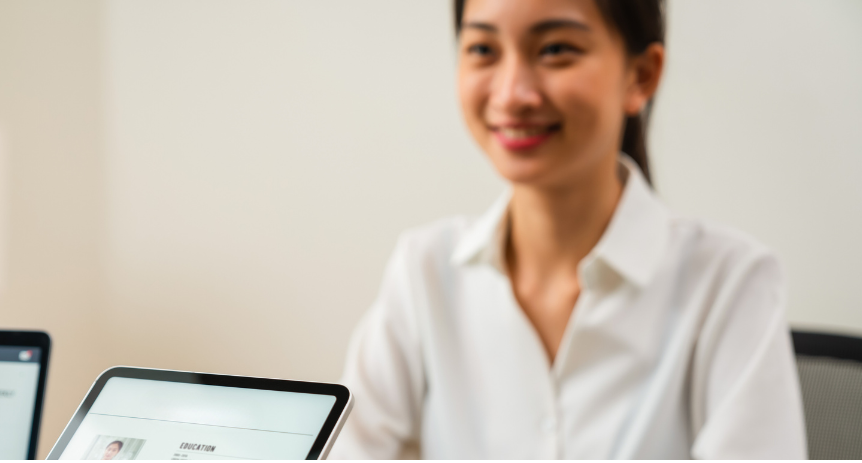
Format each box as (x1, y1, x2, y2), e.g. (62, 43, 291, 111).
(507, 156, 623, 279)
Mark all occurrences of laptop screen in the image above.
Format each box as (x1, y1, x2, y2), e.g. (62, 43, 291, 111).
(0, 345, 43, 459)
(55, 376, 339, 460)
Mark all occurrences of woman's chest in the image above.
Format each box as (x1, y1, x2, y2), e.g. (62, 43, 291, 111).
(415, 266, 698, 458)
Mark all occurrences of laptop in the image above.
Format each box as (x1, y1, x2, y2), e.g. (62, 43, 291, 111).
(47, 366, 353, 460)
(0, 330, 51, 460)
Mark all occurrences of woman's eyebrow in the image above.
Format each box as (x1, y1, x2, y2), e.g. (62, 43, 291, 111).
(462, 21, 496, 32)
(531, 19, 590, 34)
(460, 19, 590, 34)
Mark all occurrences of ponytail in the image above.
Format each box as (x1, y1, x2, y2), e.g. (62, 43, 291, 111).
(622, 114, 652, 185)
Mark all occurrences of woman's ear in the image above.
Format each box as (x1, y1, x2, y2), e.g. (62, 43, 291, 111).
(624, 43, 665, 116)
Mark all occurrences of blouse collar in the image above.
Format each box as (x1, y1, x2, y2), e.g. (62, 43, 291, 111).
(450, 155, 671, 289)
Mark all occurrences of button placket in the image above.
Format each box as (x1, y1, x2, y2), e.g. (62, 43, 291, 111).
(541, 416, 556, 433)
(543, 377, 561, 458)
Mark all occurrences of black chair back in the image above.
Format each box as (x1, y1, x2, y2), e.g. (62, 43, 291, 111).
(792, 331, 862, 460)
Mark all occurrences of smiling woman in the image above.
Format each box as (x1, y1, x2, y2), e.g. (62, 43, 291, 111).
(330, 0, 807, 459)
(454, 0, 667, 368)
(455, 0, 661, 185)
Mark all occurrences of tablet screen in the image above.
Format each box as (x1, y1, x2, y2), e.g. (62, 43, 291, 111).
(56, 377, 339, 460)
(0, 346, 43, 459)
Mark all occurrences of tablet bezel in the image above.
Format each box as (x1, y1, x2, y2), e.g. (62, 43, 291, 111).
(0, 330, 52, 460)
(47, 366, 352, 460)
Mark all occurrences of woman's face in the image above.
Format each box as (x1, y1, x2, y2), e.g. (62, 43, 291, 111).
(102, 443, 121, 460)
(458, 0, 656, 188)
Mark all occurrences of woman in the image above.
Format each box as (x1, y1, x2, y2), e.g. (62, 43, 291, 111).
(331, 0, 806, 459)
(101, 441, 123, 460)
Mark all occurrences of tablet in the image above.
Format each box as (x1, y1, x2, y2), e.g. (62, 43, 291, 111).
(0, 330, 51, 460)
(47, 367, 352, 460)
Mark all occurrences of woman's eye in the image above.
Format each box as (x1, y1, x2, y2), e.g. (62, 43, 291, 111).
(540, 43, 579, 57)
(467, 44, 493, 56)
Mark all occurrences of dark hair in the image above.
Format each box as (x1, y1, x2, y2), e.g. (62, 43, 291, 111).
(453, 0, 665, 184)
(108, 441, 124, 451)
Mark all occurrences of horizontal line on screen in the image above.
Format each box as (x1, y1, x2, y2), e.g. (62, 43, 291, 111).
(89, 413, 314, 436)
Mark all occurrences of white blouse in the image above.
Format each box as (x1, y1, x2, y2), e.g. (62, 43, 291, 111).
(330, 157, 807, 459)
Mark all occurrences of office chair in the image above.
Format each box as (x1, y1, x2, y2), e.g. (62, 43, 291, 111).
(792, 330, 862, 460)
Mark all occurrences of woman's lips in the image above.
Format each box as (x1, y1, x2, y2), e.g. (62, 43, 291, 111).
(492, 125, 559, 151)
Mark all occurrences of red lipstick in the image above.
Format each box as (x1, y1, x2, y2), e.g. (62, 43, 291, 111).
(492, 124, 559, 151)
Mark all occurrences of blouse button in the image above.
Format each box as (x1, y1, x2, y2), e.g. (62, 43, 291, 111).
(541, 417, 556, 433)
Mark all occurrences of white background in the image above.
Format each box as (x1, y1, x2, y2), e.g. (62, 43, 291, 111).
(1, 0, 860, 457)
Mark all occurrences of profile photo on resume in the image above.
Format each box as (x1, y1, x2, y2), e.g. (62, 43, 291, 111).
(101, 441, 122, 460)
(83, 436, 146, 460)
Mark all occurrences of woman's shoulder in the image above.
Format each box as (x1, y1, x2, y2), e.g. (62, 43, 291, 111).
(666, 214, 781, 282)
(391, 215, 477, 263)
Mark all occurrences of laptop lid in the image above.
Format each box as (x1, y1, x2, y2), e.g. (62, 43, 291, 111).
(0, 330, 51, 460)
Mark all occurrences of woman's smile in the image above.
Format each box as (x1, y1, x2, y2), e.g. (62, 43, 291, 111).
(491, 123, 562, 151)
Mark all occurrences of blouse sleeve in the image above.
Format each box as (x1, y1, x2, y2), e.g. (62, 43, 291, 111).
(690, 252, 807, 459)
(328, 236, 425, 459)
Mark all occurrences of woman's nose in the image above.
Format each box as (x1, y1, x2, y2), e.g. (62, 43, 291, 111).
(489, 57, 543, 116)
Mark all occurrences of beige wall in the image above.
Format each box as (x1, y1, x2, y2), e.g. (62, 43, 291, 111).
(1, 0, 861, 459)
(0, 0, 106, 458)
(0, 126, 5, 298)
(99, 0, 504, 375)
